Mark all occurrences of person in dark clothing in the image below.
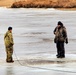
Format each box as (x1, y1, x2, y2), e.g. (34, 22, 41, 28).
(54, 21, 68, 58)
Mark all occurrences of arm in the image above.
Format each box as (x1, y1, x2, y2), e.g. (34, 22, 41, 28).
(53, 27, 57, 35)
(4, 32, 7, 39)
(63, 28, 68, 44)
(8, 33, 14, 45)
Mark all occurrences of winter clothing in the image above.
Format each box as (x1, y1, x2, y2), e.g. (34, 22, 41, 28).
(54, 24, 68, 58)
(4, 30, 14, 62)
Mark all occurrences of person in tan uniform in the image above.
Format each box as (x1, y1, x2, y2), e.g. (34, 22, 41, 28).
(4, 27, 14, 63)
(54, 21, 68, 58)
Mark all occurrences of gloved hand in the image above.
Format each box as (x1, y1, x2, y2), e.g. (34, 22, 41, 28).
(65, 38, 68, 44)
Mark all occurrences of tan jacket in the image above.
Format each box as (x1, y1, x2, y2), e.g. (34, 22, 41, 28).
(4, 31, 14, 47)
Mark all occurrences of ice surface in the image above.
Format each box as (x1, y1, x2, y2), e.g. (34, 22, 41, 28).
(0, 8, 76, 75)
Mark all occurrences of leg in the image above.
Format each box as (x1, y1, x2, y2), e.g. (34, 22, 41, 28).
(6, 46, 14, 62)
(60, 42, 65, 58)
(56, 42, 61, 58)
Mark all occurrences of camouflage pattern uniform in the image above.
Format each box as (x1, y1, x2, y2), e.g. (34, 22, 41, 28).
(4, 31, 14, 62)
(54, 26, 68, 58)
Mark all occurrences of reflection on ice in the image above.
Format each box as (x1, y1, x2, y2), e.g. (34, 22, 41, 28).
(19, 59, 66, 65)
(5, 67, 14, 75)
(11, 54, 76, 67)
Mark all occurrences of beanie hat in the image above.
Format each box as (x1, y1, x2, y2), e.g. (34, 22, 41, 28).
(8, 27, 12, 30)
(58, 21, 63, 26)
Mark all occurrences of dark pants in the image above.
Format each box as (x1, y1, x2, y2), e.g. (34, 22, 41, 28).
(56, 41, 65, 57)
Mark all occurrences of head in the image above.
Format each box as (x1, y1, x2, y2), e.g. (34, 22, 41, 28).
(8, 27, 12, 32)
(57, 21, 63, 28)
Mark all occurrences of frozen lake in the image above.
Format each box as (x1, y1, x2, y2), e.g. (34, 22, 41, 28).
(0, 8, 76, 75)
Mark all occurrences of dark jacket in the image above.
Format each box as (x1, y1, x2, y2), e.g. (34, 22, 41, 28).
(54, 26, 68, 43)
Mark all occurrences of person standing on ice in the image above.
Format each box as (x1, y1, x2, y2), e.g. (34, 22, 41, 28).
(4, 27, 14, 63)
(53, 21, 68, 58)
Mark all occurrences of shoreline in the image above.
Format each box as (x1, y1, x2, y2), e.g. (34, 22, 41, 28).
(56, 8, 76, 11)
(0, 6, 76, 11)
